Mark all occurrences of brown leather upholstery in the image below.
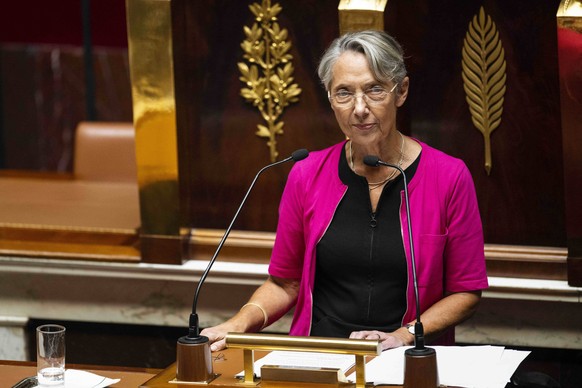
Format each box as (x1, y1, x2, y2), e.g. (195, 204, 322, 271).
(74, 121, 137, 182)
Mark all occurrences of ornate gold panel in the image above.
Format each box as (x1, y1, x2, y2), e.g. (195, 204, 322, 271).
(462, 6, 507, 176)
(126, 0, 180, 237)
(238, 0, 302, 162)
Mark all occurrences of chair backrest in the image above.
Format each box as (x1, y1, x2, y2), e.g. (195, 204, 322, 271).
(74, 121, 137, 182)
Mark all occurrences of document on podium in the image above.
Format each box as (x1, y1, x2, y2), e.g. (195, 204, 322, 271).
(347, 345, 530, 388)
(236, 350, 355, 378)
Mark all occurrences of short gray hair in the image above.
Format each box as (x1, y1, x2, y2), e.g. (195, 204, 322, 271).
(317, 30, 407, 92)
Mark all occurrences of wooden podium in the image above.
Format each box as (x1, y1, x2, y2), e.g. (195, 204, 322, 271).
(141, 348, 364, 388)
(141, 349, 252, 388)
(0, 360, 158, 388)
(142, 333, 382, 387)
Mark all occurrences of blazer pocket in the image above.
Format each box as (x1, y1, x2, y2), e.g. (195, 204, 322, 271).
(416, 232, 448, 287)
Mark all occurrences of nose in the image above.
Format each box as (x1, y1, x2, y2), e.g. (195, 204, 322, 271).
(353, 94, 369, 117)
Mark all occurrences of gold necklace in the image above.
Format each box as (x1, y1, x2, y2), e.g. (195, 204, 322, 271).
(349, 132, 405, 191)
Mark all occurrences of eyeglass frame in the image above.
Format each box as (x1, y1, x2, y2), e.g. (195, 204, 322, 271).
(327, 83, 399, 109)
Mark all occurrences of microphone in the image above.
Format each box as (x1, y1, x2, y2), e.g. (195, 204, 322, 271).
(176, 148, 309, 383)
(363, 154, 438, 388)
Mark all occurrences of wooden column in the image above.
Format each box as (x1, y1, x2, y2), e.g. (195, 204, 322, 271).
(557, 1, 582, 286)
(126, 0, 185, 264)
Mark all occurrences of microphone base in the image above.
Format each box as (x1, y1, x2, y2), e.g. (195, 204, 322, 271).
(176, 335, 214, 383)
(403, 346, 438, 388)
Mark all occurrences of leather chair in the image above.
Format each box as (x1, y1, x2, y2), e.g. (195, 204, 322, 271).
(73, 121, 137, 182)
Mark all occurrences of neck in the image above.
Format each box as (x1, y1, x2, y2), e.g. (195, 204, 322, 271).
(349, 131, 405, 174)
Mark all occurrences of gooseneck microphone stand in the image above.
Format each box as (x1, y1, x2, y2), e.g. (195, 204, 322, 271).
(363, 155, 438, 388)
(176, 149, 309, 383)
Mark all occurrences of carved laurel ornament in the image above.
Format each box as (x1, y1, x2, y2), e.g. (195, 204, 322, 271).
(462, 6, 507, 175)
(238, 0, 302, 162)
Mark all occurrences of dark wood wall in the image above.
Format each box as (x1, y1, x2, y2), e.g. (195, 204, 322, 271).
(0, 0, 574, 259)
(0, 46, 132, 171)
(388, 1, 565, 247)
(172, 0, 566, 248)
(172, 0, 344, 233)
(0, 0, 130, 172)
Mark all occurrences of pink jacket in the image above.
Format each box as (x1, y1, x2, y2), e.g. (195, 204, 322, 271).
(268, 140, 488, 345)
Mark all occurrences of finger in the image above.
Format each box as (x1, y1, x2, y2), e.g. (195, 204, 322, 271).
(210, 339, 226, 352)
(379, 336, 402, 350)
(350, 331, 372, 339)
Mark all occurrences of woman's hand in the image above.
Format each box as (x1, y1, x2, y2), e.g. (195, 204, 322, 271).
(349, 328, 413, 350)
(349, 291, 483, 351)
(200, 322, 236, 352)
(200, 275, 300, 353)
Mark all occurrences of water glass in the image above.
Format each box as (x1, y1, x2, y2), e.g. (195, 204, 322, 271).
(36, 324, 66, 386)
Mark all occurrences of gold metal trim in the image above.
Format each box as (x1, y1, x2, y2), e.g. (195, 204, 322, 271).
(226, 333, 380, 388)
(557, 1, 582, 33)
(557, 0, 582, 18)
(238, 0, 302, 162)
(338, 0, 388, 35)
(226, 332, 381, 354)
(462, 6, 507, 176)
(0, 222, 136, 235)
(126, 0, 180, 236)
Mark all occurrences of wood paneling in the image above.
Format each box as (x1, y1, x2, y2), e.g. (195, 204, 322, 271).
(385, 0, 565, 247)
(172, 0, 344, 233)
(1, 1, 578, 281)
(171, 0, 567, 249)
(557, 11, 582, 285)
(0, 224, 140, 262)
(0, 45, 132, 171)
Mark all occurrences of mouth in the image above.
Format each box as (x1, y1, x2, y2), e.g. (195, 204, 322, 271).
(352, 123, 376, 131)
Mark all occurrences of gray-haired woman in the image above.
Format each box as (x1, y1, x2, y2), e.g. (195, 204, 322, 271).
(202, 30, 488, 351)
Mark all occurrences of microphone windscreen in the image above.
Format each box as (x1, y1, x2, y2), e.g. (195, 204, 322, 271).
(363, 155, 380, 167)
(291, 148, 309, 161)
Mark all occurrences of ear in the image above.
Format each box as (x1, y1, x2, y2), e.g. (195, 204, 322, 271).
(395, 76, 409, 108)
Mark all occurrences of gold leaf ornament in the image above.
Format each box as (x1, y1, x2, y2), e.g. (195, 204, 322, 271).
(238, 0, 302, 162)
(462, 6, 507, 175)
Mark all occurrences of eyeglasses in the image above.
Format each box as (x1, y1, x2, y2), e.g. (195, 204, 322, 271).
(328, 84, 398, 109)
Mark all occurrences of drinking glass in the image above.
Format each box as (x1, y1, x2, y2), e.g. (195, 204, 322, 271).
(36, 324, 66, 386)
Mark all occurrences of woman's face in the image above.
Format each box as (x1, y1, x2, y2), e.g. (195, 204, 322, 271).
(329, 51, 408, 148)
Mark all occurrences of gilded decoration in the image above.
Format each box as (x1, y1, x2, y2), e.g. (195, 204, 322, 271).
(462, 6, 507, 175)
(126, 0, 180, 236)
(557, 0, 582, 31)
(238, 0, 302, 162)
(337, 0, 388, 35)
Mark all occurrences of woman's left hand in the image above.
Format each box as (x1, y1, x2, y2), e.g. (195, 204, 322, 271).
(349, 329, 412, 350)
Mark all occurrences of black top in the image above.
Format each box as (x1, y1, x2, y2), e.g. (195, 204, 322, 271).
(311, 143, 420, 338)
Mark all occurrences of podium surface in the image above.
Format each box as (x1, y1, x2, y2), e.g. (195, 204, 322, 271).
(0, 349, 404, 387)
(142, 349, 261, 387)
(0, 359, 159, 387)
(142, 348, 367, 387)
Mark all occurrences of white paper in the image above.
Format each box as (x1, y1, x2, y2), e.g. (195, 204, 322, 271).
(35, 369, 121, 388)
(353, 346, 407, 384)
(487, 349, 532, 388)
(347, 345, 530, 388)
(436, 346, 506, 387)
(236, 350, 355, 378)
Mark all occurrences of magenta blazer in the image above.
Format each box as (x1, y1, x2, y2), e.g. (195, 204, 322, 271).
(268, 140, 488, 345)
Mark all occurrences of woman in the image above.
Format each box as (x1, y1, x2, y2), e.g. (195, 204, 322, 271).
(201, 30, 488, 351)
